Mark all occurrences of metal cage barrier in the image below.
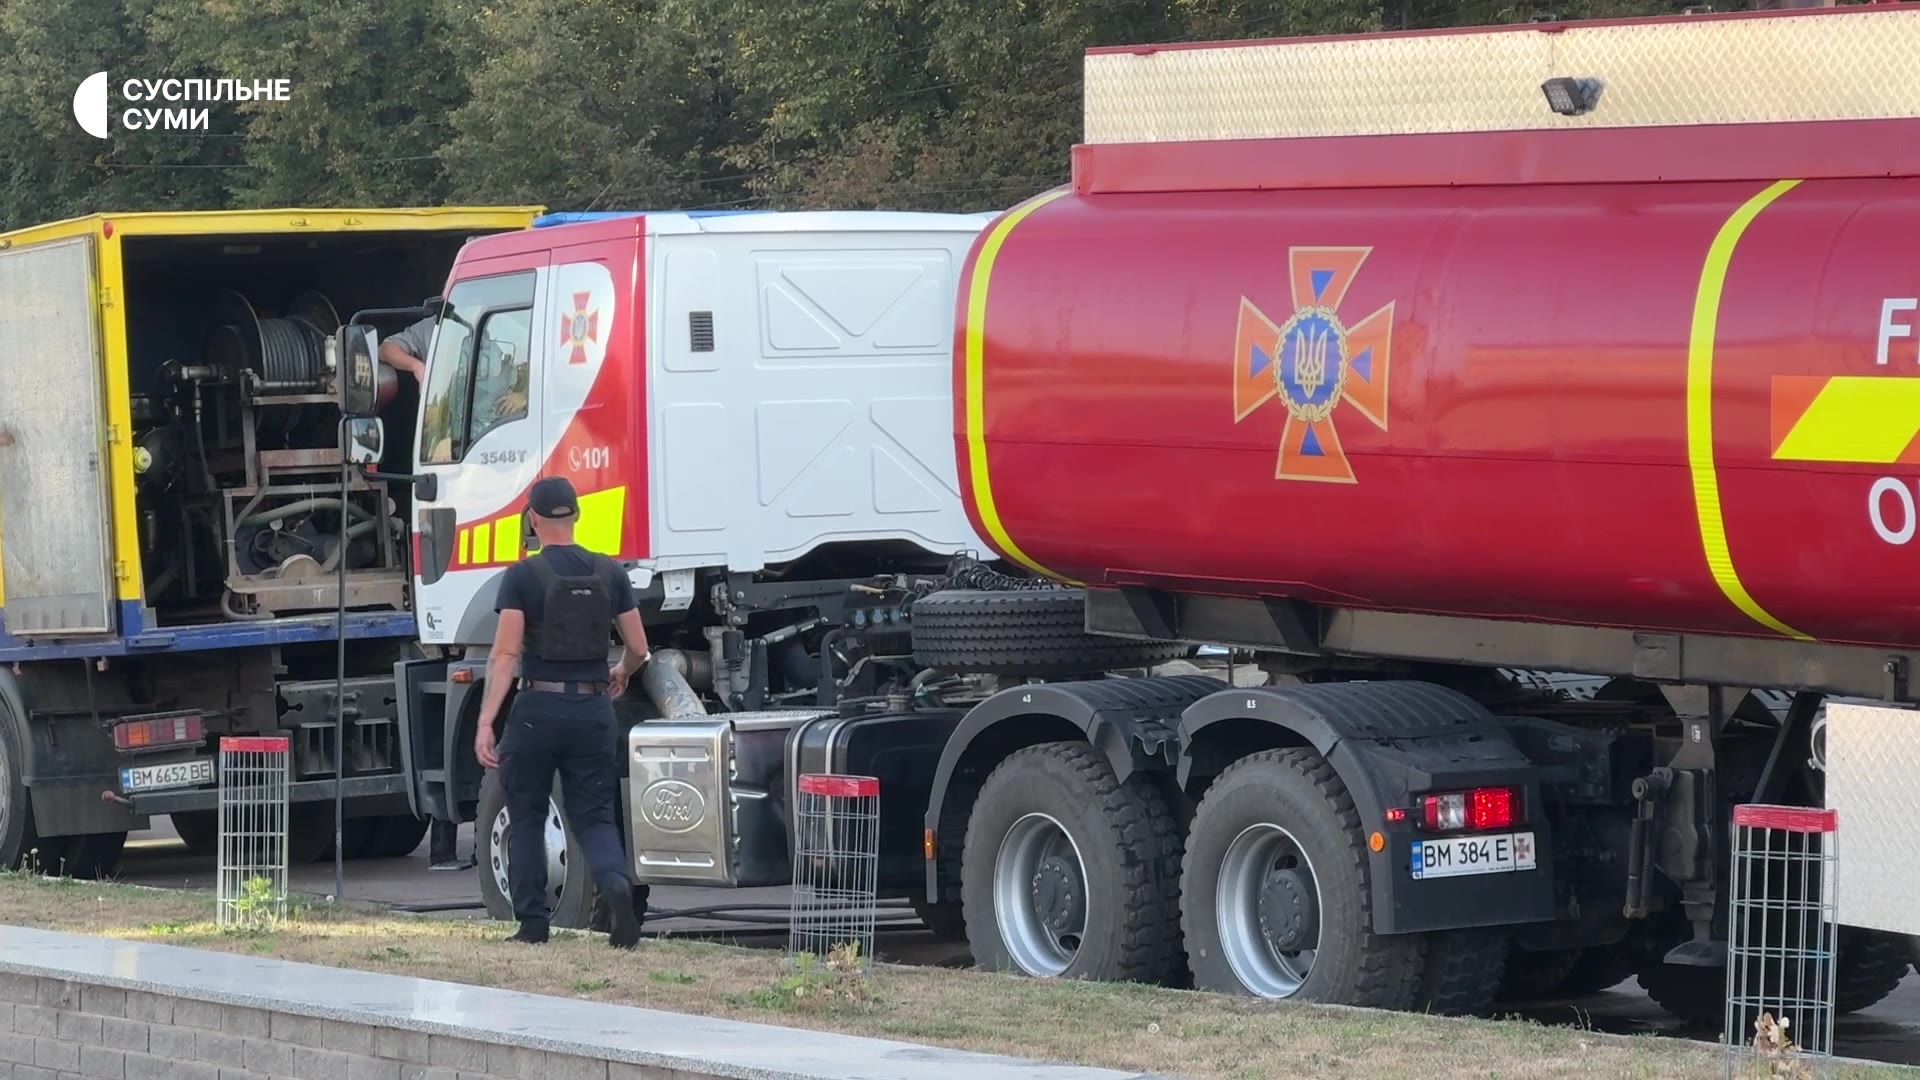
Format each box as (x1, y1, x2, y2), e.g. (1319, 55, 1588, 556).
(1723, 803, 1839, 1079)
(787, 773, 881, 973)
(216, 735, 291, 929)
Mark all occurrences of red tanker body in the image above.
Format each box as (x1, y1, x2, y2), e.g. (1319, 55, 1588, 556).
(900, 5, 1920, 1033)
(960, 177, 1920, 651)
(953, 4, 1920, 677)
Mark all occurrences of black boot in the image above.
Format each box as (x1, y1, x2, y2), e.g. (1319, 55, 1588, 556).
(599, 877, 642, 950)
(508, 918, 549, 944)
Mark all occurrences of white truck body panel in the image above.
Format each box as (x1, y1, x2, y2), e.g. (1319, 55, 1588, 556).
(643, 212, 993, 574)
(1822, 700, 1920, 937)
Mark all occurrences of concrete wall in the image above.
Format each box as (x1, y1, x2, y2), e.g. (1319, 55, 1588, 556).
(0, 925, 1148, 1080)
(0, 973, 685, 1080)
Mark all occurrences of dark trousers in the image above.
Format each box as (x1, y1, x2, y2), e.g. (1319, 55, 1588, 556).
(497, 689, 631, 922)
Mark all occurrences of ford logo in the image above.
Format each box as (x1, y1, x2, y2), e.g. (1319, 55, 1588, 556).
(640, 779, 706, 834)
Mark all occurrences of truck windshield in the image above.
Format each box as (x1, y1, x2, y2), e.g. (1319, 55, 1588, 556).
(418, 270, 537, 465)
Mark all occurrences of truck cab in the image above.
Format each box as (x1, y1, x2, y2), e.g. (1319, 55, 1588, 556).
(387, 210, 1016, 919)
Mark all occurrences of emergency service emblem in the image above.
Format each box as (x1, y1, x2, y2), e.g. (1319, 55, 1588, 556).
(1233, 248, 1394, 483)
(561, 291, 600, 365)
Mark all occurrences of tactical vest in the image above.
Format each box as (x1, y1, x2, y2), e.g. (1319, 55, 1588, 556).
(523, 554, 614, 663)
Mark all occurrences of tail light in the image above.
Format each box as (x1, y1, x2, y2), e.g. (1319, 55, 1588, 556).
(113, 712, 205, 751)
(1421, 786, 1520, 831)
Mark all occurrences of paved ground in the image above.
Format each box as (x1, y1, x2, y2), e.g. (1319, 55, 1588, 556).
(114, 818, 1920, 1068)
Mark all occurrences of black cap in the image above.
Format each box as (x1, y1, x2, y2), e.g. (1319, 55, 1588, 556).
(528, 476, 579, 520)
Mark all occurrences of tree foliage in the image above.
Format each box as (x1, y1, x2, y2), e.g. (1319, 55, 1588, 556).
(0, 0, 1698, 229)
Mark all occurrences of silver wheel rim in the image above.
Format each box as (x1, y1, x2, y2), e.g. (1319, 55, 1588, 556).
(993, 812, 1088, 977)
(489, 796, 569, 912)
(1216, 823, 1322, 998)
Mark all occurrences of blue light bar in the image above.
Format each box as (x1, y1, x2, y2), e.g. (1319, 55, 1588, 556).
(531, 210, 771, 228)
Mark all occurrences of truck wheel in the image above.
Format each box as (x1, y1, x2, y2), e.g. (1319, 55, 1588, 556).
(960, 742, 1183, 984)
(910, 589, 1191, 678)
(475, 768, 599, 929)
(1498, 945, 1585, 1001)
(170, 812, 219, 857)
(1554, 944, 1632, 997)
(1415, 929, 1508, 1015)
(57, 833, 127, 879)
(1836, 928, 1912, 1014)
(0, 703, 32, 871)
(286, 804, 340, 864)
(1180, 748, 1422, 1008)
(912, 899, 968, 943)
(1636, 962, 1724, 1028)
(363, 815, 430, 860)
(0, 710, 125, 880)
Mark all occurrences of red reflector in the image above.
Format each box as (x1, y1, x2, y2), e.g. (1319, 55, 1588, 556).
(1470, 787, 1516, 830)
(1385, 807, 1407, 823)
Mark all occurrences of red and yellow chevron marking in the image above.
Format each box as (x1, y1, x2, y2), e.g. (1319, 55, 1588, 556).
(449, 486, 629, 570)
(1771, 376, 1920, 464)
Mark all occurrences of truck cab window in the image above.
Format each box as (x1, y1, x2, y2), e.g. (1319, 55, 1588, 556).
(468, 309, 532, 446)
(417, 270, 537, 465)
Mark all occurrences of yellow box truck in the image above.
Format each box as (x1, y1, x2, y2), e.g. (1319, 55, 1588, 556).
(0, 206, 540, 874)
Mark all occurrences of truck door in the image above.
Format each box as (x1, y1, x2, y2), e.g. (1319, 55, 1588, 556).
(410, 256, 550, 645)
(0, 237, 118, 636)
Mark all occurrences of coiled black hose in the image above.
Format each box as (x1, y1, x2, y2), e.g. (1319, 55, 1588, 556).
(258, 317, 326, 387)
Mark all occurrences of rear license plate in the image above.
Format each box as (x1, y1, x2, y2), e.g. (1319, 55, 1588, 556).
(1410, 831, 1537, 880)
(120, 758, 214, 793)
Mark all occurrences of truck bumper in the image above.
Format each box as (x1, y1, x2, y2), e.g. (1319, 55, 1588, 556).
(130, 774, 410, 816)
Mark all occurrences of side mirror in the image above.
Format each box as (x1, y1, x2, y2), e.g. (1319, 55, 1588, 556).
(422, 296, 448, 318)
(414, 473, 439, 501)
(343, 417, 385, 466)
(334, 325, 381, 418)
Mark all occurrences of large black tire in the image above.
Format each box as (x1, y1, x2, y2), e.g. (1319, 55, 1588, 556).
(1646, 927, 1914, 1026)
(913, 899, 968, 943)
(910, 589, 1190, 678)
(0, 701, 32, 871)
(0, 701, 124, 879)
(170, 811, 220, 857)
(1417, 929, 1509, 1015)
(1553, 944, 1633, 997)
(286, 804, 343, 864)
(57, 832, 127, 879)
(26, 831, 127, 880)
(361, 815, 431, 860)
(475, 768, 603, 930)
(1498, 945, 1586, 1001)
(1836, 928, 1912, 1014)
(1180, 748, 1423, 1008)
(960, 742, 1184, 984)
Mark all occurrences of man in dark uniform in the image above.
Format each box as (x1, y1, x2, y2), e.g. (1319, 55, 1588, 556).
(472, 476, 652, 947)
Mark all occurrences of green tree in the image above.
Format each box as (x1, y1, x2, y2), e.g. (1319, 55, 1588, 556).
(438, 0, 744, 211)
(145, 0, 464, 206)
(0, 0, 236, 228)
